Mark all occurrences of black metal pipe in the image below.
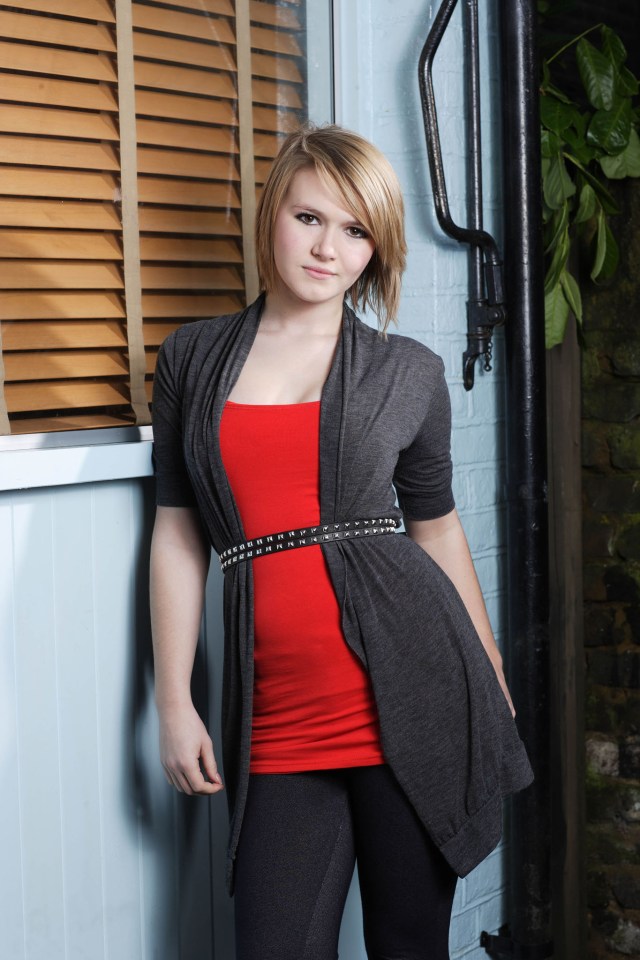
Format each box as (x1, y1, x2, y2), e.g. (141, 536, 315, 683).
(418, 0, 506, 390)
(465, 0, 484, 303)
(498, 0, 552, 952)
(418, 0, 502, 265)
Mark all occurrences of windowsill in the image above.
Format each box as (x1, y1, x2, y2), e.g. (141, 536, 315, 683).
(0, 426, 154, 492)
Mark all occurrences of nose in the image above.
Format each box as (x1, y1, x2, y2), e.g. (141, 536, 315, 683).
(311, 228, 336, 260)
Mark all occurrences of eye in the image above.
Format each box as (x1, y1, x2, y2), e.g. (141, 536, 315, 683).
(346, 225, 369, 239)
(295, 212, 319, 225)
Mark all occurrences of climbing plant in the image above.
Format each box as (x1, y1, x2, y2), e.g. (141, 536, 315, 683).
(541, 24, 640, 347)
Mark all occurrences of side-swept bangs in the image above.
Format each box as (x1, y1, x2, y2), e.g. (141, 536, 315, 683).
(255, 124, 407, 333)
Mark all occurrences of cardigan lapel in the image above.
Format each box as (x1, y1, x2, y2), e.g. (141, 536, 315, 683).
(192, 295, 265, 551)
(319, 302, 355, 525)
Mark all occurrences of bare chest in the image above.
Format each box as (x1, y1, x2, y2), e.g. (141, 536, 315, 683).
(227, 330, 339, 405)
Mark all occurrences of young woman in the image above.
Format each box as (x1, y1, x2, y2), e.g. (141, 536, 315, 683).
(150, 124, 533, 960)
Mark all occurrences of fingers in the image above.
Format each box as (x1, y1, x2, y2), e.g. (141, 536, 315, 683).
(163, 751, 224, 797)
(200, 738, 224, 788)
(162, 764, 190, 795)
(158, 705, 224, 796)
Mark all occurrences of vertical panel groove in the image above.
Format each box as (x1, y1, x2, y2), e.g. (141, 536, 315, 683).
(90, 486, 109, 960)
(10, 499, 28, 959)
(130, 485, 147, 960)
(51, 496, 70, 960)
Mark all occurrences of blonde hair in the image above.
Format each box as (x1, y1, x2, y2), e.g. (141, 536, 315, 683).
(254, 124, 407, 334)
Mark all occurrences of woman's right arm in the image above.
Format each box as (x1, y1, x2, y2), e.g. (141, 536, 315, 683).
(150, 505, 224, 796)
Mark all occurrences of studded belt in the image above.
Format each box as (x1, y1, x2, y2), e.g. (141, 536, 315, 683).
(219, 517, 400, 573)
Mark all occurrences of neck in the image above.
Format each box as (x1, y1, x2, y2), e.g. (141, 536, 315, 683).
(261, 287, 345, 336)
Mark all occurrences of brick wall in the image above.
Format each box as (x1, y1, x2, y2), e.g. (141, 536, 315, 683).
(582, 178, 640, 957)
(337, 1, 510, 955)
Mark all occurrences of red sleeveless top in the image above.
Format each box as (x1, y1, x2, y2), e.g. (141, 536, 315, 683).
(219, 400, 385, 773)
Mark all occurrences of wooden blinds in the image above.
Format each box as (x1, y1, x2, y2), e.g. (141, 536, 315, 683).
(0, 0, 307, 435)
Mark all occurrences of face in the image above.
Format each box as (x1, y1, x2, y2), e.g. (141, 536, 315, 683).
(270, 166, 376, 312)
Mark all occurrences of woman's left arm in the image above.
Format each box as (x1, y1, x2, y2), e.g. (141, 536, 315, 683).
(406, 508, 515, 717)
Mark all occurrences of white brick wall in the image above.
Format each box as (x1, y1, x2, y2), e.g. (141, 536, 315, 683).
(335, 0, 510, 955)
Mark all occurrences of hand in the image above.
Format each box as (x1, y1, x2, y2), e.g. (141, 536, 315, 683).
(158, 701, 224, 796)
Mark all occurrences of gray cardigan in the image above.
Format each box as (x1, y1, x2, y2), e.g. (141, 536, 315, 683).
(152, 295, 533, 891)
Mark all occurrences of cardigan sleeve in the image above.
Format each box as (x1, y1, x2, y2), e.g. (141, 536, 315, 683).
(393, 357, 455, 521)
(151, 333, 198, 508)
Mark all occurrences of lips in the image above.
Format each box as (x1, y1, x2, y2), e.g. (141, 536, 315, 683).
(303, 266, 336, 278)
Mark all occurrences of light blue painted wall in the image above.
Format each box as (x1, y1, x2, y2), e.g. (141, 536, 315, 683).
(335, 1, 509, 957)
(0, 2, 511, 957)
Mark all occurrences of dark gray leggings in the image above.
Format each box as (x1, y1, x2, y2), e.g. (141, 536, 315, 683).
(233, 765, 457, 960)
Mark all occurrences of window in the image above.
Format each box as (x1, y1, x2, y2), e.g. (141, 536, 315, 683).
(0, 0, 325, 437)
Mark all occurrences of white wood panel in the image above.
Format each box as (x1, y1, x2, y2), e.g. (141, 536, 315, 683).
(12, 491, 66, 959)
(91, 480, 145, 957)
(0, 499, 26, 960)
(0, 437, 154, 492)
(0, 479, 226, 959)
(51, 484, 106, 959)
(137, 697, 181, 960)
(129, 479, 181, 960)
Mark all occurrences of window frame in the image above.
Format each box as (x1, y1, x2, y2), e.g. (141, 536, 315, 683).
(0, 424, 154, 491)
(0, 0, 334, 488)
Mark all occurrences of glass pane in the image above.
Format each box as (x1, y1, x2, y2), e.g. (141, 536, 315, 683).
(0, 0, 333, 440)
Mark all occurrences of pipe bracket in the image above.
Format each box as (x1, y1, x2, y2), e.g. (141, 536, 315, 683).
(463, 300, 506, 390)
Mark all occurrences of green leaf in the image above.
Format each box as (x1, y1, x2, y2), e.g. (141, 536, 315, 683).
(545, 281, 571, 349)
(560, 268, 583, 323)
(541, 128, 562, 158)
(544, 202, 570, 254)
(590, 208, 609, 281)
(563, 127, 597, 166)
(544, 82, 572, 105)
(600, 26, 627, 68)
(575, 182, 598, 223)
(542, 59, 550, 87)
(599, 128, 640, 178)
(577, 38, 616, 110)
(563, 154, 620, 213)
(571, 111, 589, 140)
(540, 96, 581, 134)
(543, 154, 576, 209)
(587, 100, 633, 154)
(616, 65, 639, 97)
(599, 222, 619, 281)
(544, 224, 570, 293)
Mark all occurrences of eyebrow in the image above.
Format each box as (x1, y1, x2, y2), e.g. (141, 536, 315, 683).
(290, 203, 365, 227)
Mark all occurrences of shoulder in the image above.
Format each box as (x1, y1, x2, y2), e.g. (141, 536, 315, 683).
(350, 313, 446, 386)
(158, 300, 257, 380)
(161, 310, 240, 359)
(385, 330, 445, 375)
